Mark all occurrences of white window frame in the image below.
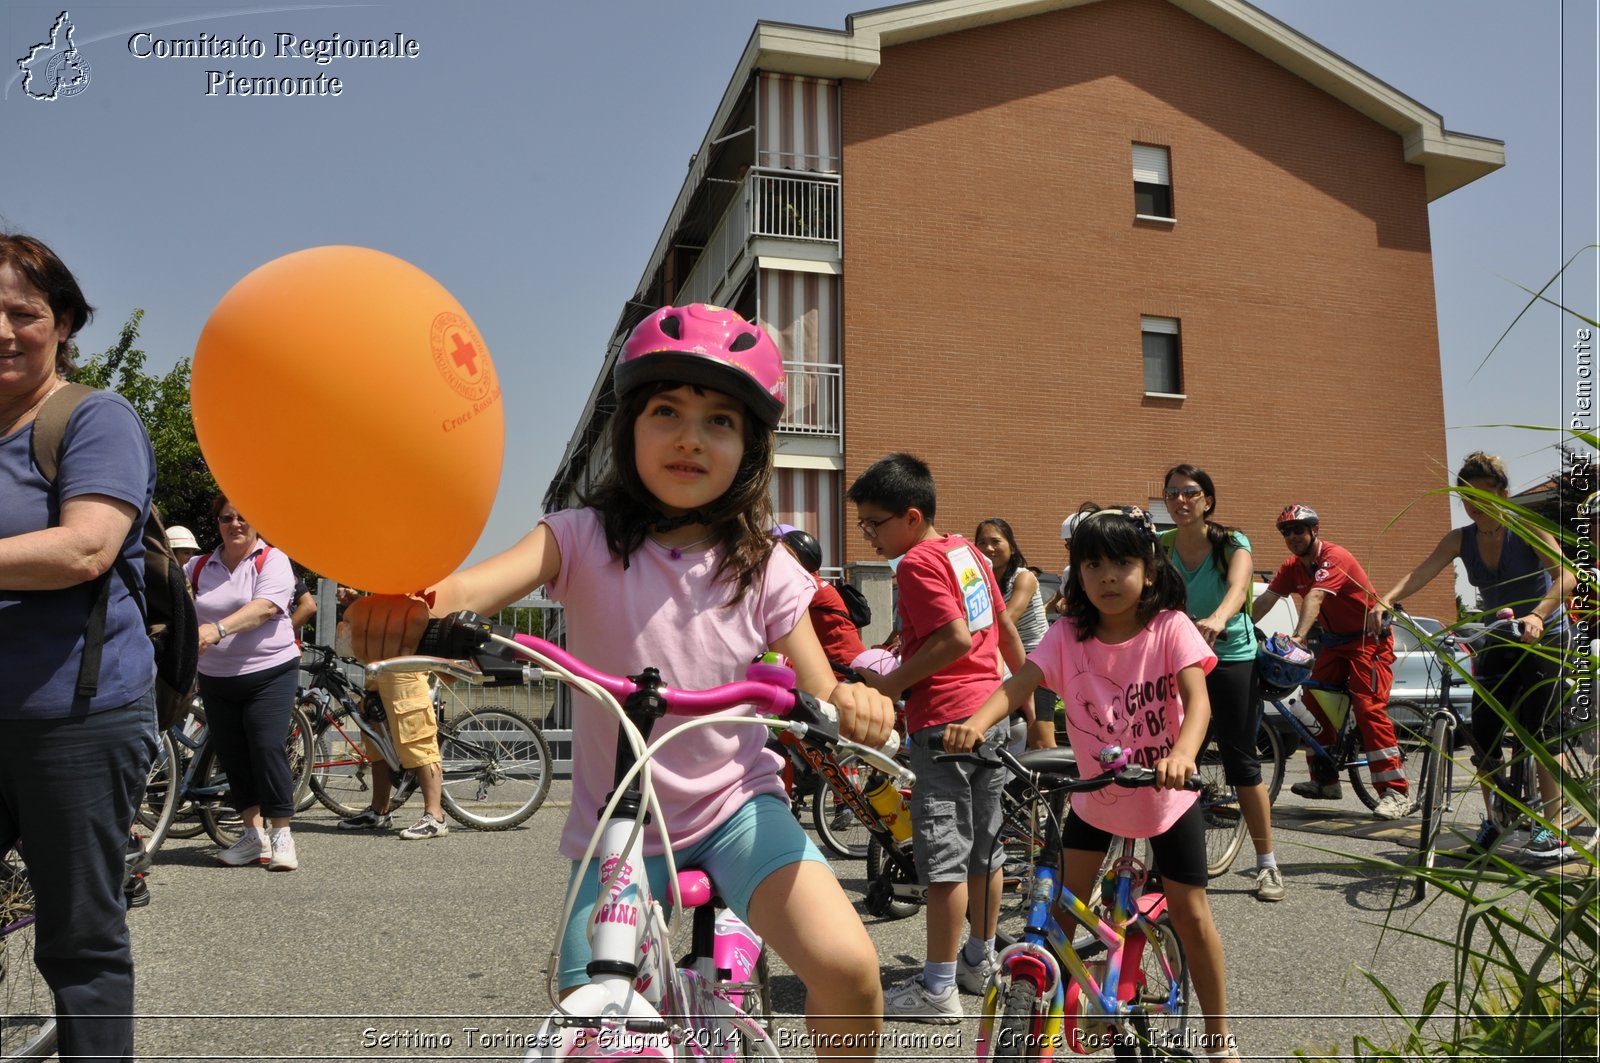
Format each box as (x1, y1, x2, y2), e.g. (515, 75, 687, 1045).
(1141, 315, 1184, 398)
(1133, 144, 1175, 222)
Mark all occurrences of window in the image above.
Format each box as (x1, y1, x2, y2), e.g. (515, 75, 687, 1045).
(1141, 316, 1182, 395)
(1133, 144, 1173, 219)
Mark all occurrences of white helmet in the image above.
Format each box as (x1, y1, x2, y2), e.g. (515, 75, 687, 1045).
(1060, 511, 1093, 542)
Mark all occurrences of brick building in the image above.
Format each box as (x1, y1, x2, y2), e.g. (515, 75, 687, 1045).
(544, 0, 1502, 632)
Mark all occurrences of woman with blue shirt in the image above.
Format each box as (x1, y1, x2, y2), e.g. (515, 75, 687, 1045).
(0, 233, 159, 1062)
(1378, 451, 1576, 864)
(1163, 464, 1283, 901)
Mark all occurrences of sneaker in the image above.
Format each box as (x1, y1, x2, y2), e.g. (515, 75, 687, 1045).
(267, 828, 299, 872)
(1254, 865, 1285, 902)
(883, 975, 962, 1024)
(1290, 779, 1343, 801)
(337, 807, 393, 831)
(1372, 790, 1415, 820)
(1468, 818, 1503, 854)
(1519, 826, 1577, 865)
(956, 949, 999, 995)
(216, 828, 270, 867)
(124, 875, 150, 909)
(399, 813, 449, 841)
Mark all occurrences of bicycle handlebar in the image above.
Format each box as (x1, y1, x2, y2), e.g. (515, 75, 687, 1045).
(936, 743, 1201, 792)
(1392, 604, 1522, 655)
(364, 611, 910, 785)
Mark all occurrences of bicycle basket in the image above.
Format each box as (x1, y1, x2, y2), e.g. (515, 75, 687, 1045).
(1257, 634, 1314, 699)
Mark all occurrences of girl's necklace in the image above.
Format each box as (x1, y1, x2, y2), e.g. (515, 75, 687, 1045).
(1, 377, 64, 437)
(648, 533, 713, 560)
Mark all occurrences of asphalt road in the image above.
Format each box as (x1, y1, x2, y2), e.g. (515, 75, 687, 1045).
(120, 759, 1566, 1063)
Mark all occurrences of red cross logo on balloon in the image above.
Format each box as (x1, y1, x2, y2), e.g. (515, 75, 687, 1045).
(431, 311, 496, 401)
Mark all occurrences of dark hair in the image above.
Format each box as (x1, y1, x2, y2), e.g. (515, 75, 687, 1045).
(580, 379, 775, 604)
(974, 517, 1027, 589)
(1062, 507, 1187, 639)
(847, 452, 937, 521)
(0, 233, 93, 374)
(1163, 463, 1242, 576)
(1456, 451, 1510, 491)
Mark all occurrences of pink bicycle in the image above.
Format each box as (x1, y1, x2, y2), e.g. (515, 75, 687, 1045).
(368, 612, 908, 1062)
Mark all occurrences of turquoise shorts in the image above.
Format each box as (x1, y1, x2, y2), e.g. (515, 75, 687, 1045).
(557, 793, 826, 988)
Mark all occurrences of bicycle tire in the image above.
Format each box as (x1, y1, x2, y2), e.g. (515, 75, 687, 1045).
(992, 979, 1041, 1063)
(1, 846, 57, 1062)
(1120, 914, 1191, 1060)
(193, 744, 242, 849)
(811, 754, 873, 859)
(1197, 734, 1247, 878)
(1414, 714, 1453, 900)
(286, 704, 314, 811)
(135, 729, 181, 857)
(310, 705, 384, 818)
(1258, 716, 1286, 803)
(162, 707, 211, 840)
(437, 709, 551, 830)
(294, 695, 322, 813)
(863, 839, 919, 919)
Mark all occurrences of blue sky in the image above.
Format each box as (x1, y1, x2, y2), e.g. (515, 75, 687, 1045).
(3, 0, 1595, 573)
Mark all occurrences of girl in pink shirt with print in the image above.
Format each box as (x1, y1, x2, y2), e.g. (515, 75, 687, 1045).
(349, 305, 894, 1057)
(946, 507, 1238, 1059)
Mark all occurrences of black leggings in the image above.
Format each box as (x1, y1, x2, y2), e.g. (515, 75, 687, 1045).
(1470, 627, 1572, 767)
(1208, 657, 1264, 787)
(1061, 802, 1209, 887)
(198, 658, 299, 819)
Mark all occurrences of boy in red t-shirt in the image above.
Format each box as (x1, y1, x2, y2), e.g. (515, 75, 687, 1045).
(1252, 504, 1411, 820)
(847, 453, 1025, 1023)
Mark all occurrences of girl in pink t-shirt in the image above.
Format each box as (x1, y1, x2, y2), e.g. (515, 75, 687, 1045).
(349, 305, 894, 1057)
(946, 507, 1238, 1059)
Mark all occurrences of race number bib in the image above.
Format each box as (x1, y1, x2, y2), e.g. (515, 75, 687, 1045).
(944, 545, 995, 634)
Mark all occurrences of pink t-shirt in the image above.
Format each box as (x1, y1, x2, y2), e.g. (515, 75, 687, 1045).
(1028, 609, 1216, 837)
(544, 508, 812, 858)
(187, 543, 299, 678)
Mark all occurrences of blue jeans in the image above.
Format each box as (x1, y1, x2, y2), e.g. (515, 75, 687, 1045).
(0, 691, 158, 1063)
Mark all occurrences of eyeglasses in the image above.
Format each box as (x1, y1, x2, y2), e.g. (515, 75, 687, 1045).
(1164, 486, 1204, 502)
(856, 512, 906, 537)
(1278, 523, 1313, 537)
(217, 514, 248, 525)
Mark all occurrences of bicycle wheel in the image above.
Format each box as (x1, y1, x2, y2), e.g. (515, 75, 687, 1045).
(1343, 710, 1411, 811)
(992, 979, 1041, 1063)
(0, 847, 56, 1062)
(437, 710, 552, 830)
(193, 744, 242, 849)
(310, 705, 383, 818)
(1119, 914, 1191, 1060)
(286, 704, 314, 812)
(811, 754, 873, 859)
(1258, 716, 1286, 803)
(1196, 735, 1247, 877)
(163, 708, 210, 840)
(1414, 714, 1453, 900)
(135, 729, 181, 857)
(863, 839, 920, 920)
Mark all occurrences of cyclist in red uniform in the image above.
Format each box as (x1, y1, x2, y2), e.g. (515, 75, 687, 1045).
(1252, 504, 1412, 819)
(776, 526, 867, 674)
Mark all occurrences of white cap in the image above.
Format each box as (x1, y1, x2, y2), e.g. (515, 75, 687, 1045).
(1061, 512, 1090, 541)
(166, 525, 199, 551)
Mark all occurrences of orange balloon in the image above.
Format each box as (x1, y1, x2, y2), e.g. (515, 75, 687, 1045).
(191, 246, 503, 592)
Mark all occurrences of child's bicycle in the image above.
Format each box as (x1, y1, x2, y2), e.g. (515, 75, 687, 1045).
(371, 611, 909, 1061)
(940, 744, 1200, 1062)
(299, 642, 552, 829)
(1400, 606, 1598, 898)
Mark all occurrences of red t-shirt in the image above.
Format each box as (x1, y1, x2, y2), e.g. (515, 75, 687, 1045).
(808, 574, 867, 669)
(895, 534, 1006, 732)
(1267, 539, 1378, 637)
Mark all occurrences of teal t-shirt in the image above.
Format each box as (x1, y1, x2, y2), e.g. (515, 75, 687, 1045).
(1164, 529, 1255, 662)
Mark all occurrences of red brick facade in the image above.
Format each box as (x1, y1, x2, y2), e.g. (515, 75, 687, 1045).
(839, 0, 1455, 617)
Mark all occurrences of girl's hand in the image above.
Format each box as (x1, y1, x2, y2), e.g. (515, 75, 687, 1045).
(1193, 615, 1225, 645)
(346, 594, 433, 662)
(829, 682, 895, 751)
(943, 720, 984, 753)
(1153, 750, 1196, 790)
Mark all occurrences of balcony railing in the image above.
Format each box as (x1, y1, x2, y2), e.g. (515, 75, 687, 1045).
(781, 361, 841, 436)
(676, 168, 841, 307)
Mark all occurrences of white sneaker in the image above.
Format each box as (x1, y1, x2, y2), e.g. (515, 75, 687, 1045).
(1254, 865, 1286, 902)
(883, 975, 962, 1024)
(1372, 791, 1414, 820)
(267, 827, 299, 872)
(956, 949, 999, 995)
(216, 828, 269, 867)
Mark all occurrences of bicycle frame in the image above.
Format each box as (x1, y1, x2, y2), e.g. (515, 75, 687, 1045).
(1263, 678, 1367, 773)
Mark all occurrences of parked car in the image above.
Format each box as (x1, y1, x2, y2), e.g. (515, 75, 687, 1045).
(1385, 615, 1474, 736)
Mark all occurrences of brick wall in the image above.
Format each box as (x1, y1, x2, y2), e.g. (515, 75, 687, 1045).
(838, 0, 1456, 619)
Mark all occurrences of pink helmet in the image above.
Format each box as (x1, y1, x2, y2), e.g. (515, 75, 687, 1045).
(616, 304, 786, 427)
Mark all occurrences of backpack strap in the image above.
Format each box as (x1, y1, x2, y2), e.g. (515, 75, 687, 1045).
(29, 382, 97, 483)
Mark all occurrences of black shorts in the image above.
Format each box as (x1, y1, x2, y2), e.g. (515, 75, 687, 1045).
(1060, 801, 1208, 887)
